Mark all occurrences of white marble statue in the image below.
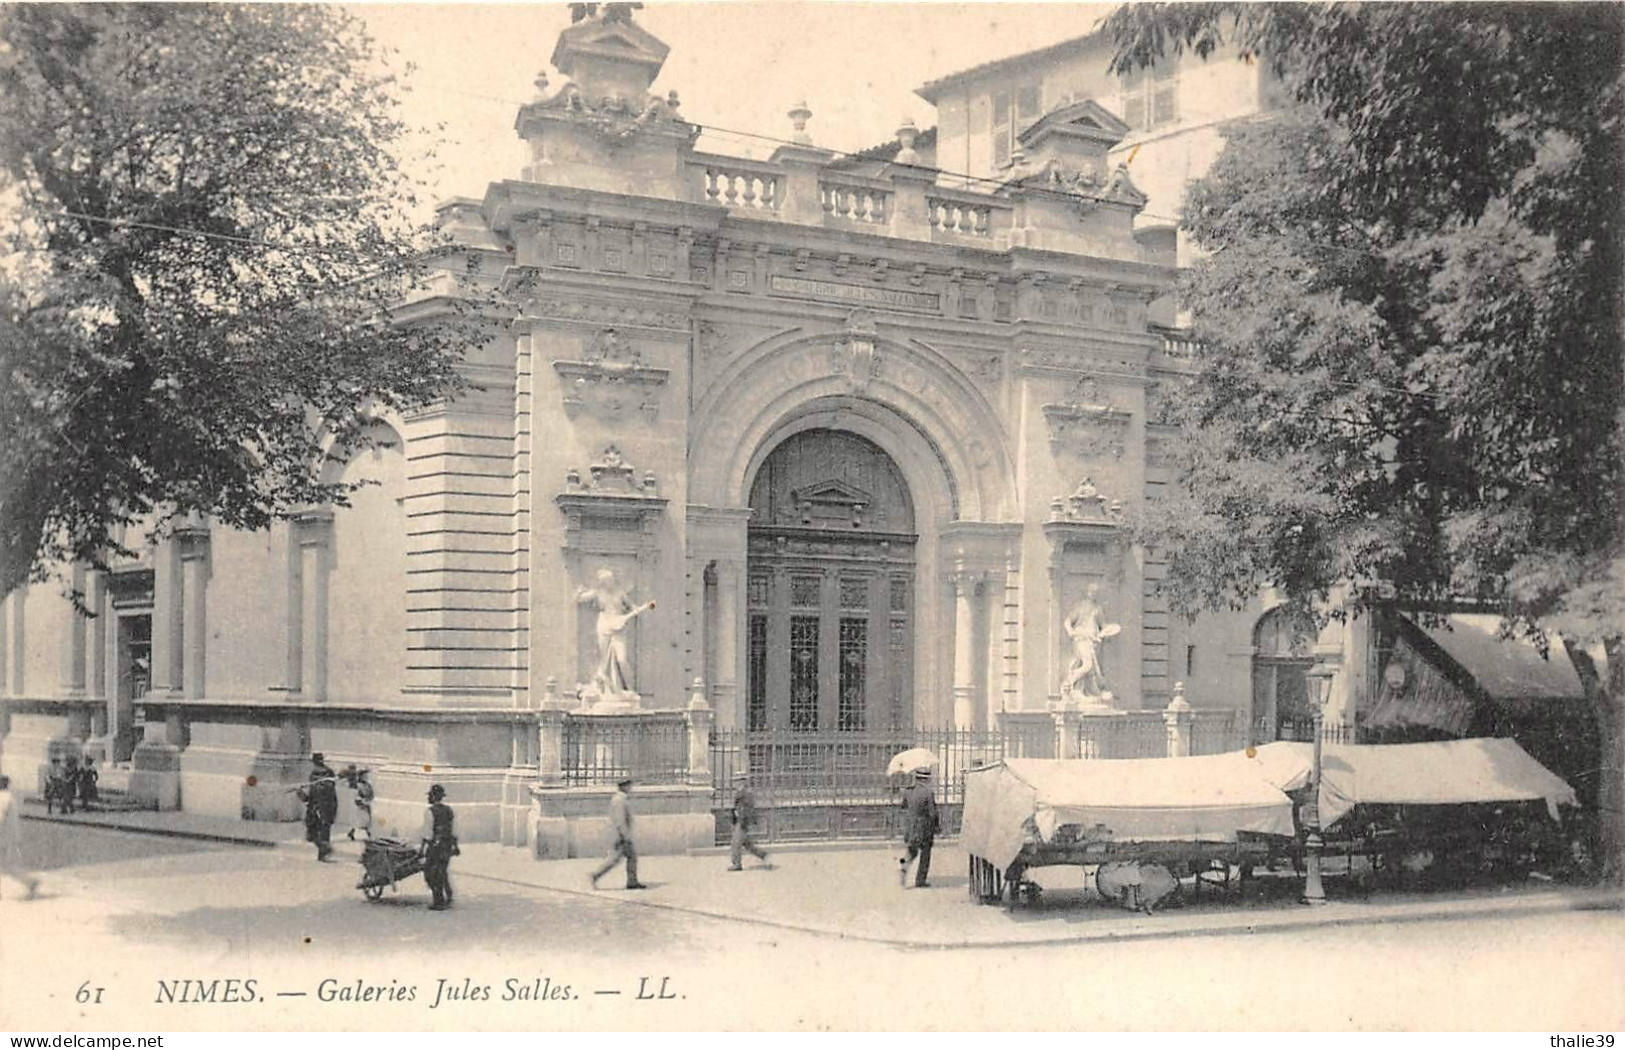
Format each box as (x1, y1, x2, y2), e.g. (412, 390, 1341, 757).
(574, 568, 654, 700)
(1062, 582, 1120, 703)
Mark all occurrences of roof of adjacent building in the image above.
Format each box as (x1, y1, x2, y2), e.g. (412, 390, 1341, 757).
(915, 31, 1105, 102)
(842, 125, 939, 164)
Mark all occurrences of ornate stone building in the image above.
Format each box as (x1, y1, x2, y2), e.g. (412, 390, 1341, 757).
(0, 10, 1388, 848)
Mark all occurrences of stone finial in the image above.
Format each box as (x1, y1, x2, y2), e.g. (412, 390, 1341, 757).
(895, 116, 920, 164)
(788, 99, 813, 145)
(533, 70, 550, 97)
(1165, 681, 1192, 714)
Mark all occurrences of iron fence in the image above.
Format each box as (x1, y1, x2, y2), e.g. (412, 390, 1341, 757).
(562, 713, 689, 786)
(1190, 710, 1247, 756)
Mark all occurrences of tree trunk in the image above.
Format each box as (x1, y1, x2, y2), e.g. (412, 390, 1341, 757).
(1565, 638, 1624, 885)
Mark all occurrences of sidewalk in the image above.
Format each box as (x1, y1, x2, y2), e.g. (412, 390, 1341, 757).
(27, 799, 1621, 948)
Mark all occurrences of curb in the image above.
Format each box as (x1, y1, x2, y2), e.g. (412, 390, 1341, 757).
(21, 809, 293, 850)
(447, 865, 1623, 952)
(25, 808, 1621, 950)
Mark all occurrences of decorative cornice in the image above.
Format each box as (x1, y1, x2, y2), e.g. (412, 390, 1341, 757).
(1042, 375, 1132, 459)
(553, 327, 669, 422)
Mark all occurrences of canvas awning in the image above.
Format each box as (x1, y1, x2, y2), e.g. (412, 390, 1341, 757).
(962, 754, 1298, 871)
(1250, 738, 1579, 827)
(1416, 614, 1584, 701)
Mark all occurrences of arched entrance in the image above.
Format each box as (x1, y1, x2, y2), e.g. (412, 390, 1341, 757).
(744, 429, 916, 732)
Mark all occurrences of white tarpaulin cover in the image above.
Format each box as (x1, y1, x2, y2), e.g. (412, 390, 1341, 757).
(962, 754, 1298, 871)
(1250, 738, 1578, 827)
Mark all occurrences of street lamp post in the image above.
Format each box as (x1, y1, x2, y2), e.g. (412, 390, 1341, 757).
(1301, 658, 1338, 906)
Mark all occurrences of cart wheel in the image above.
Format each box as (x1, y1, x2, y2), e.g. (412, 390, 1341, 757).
(363, 883, 385, 902)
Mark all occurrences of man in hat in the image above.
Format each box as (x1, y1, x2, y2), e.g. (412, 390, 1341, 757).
(0, 775, 41, 900)
(420, 783, 457, 910)
(898, 769, 940, 888)
(727, 771, 770, 872)
(296, 752, 339, 861)
(590, 776, 646, 889)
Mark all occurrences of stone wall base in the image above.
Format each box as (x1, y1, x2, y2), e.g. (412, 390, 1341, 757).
(129, 740, 182, 810)
(530, 783, 714, 859)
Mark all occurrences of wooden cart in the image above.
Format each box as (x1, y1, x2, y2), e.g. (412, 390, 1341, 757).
(356, 837, 425, 902)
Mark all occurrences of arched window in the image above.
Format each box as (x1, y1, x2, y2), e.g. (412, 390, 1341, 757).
(1252, 607, 1316, 743)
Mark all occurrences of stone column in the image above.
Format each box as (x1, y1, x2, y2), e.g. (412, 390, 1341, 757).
(685, 678, 712, 787)
(292, 511, 334, 701)
(1163, 682, 1193, 758)
(951, 568, 979, 729)
(60, 564, 87, 697)
(178, 527, 211, 700)
(151, 537, 183, 697)
(86, 571, 109, 739)
(712, 564, 741, 727)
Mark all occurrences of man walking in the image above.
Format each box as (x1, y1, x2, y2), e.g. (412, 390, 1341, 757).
(727, 771, 770, 872)
(590, 776, 647, 890)
(0, 775, 41, 900)
(44, 757, 65, 815)
(420, 783, 458, 911)
(898, 770, 939, 889)
(296, 752, 339, 861)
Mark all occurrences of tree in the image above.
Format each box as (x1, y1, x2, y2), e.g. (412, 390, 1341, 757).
(1105, 4, 1625, 879)
(0, 4, 472, 600)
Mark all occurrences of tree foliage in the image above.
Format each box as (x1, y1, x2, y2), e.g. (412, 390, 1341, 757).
(1106, 4, 1624, 877)
(0, 4, 472, 598)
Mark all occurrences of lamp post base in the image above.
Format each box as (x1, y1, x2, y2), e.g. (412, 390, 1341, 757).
(1301, 830, 1328, 905)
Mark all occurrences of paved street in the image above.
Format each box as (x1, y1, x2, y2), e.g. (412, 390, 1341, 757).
(3, 821, 1623, 1031)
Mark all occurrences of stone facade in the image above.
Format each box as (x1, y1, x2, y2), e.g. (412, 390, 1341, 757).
(0, 11, 1369, 849)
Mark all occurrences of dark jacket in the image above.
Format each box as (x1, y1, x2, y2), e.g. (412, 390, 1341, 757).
(900, 783, 940, 847)
(732, 786, 758, 829)
(303, 765, 339, 824)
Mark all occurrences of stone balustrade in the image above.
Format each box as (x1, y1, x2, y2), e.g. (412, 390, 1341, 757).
(925, 190, 1007, 239)
(691, 153, 782, 213)
(819, 177, 891, 227)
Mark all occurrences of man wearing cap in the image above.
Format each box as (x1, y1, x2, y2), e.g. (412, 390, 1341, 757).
(296, 753, 339, 861)
(590, 776, 646, 890)
(420, 784, 458, 910)
(899, 769, 940, 888)
(727, 771, 770, 872)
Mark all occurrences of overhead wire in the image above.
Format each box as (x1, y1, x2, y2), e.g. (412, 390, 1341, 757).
(9, 84, 1439, 408)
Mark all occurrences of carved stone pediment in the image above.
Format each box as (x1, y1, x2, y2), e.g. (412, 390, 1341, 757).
(1048, 477, 1123, 525)
(553, 327, 669, 422)
(789, 479, 875, 529)
(556, 446, 666, 534)
(1043, 376, 1131, 459)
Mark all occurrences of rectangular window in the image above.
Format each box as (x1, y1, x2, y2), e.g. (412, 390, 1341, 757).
(748, 575, 770, 608)
(789, 615, 819, 731)
(889, 577, 908, 613)
(1120, 59, 1178, 131)
(1017, 82, 1043, 125)
(991, 89, 1012, 168)
(838, 617, 867, 731)
(748, 615, 768, 731)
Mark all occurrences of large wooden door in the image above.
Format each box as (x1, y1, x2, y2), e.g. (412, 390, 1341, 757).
(745, 430, 916, 732)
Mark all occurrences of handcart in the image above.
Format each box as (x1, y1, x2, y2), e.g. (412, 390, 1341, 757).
(357, 837, 424, 901)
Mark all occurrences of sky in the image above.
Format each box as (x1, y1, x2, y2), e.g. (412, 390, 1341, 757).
(358, 2, 1117, 208)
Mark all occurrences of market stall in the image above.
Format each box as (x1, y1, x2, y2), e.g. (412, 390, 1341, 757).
(962, 753, 1299, 906)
